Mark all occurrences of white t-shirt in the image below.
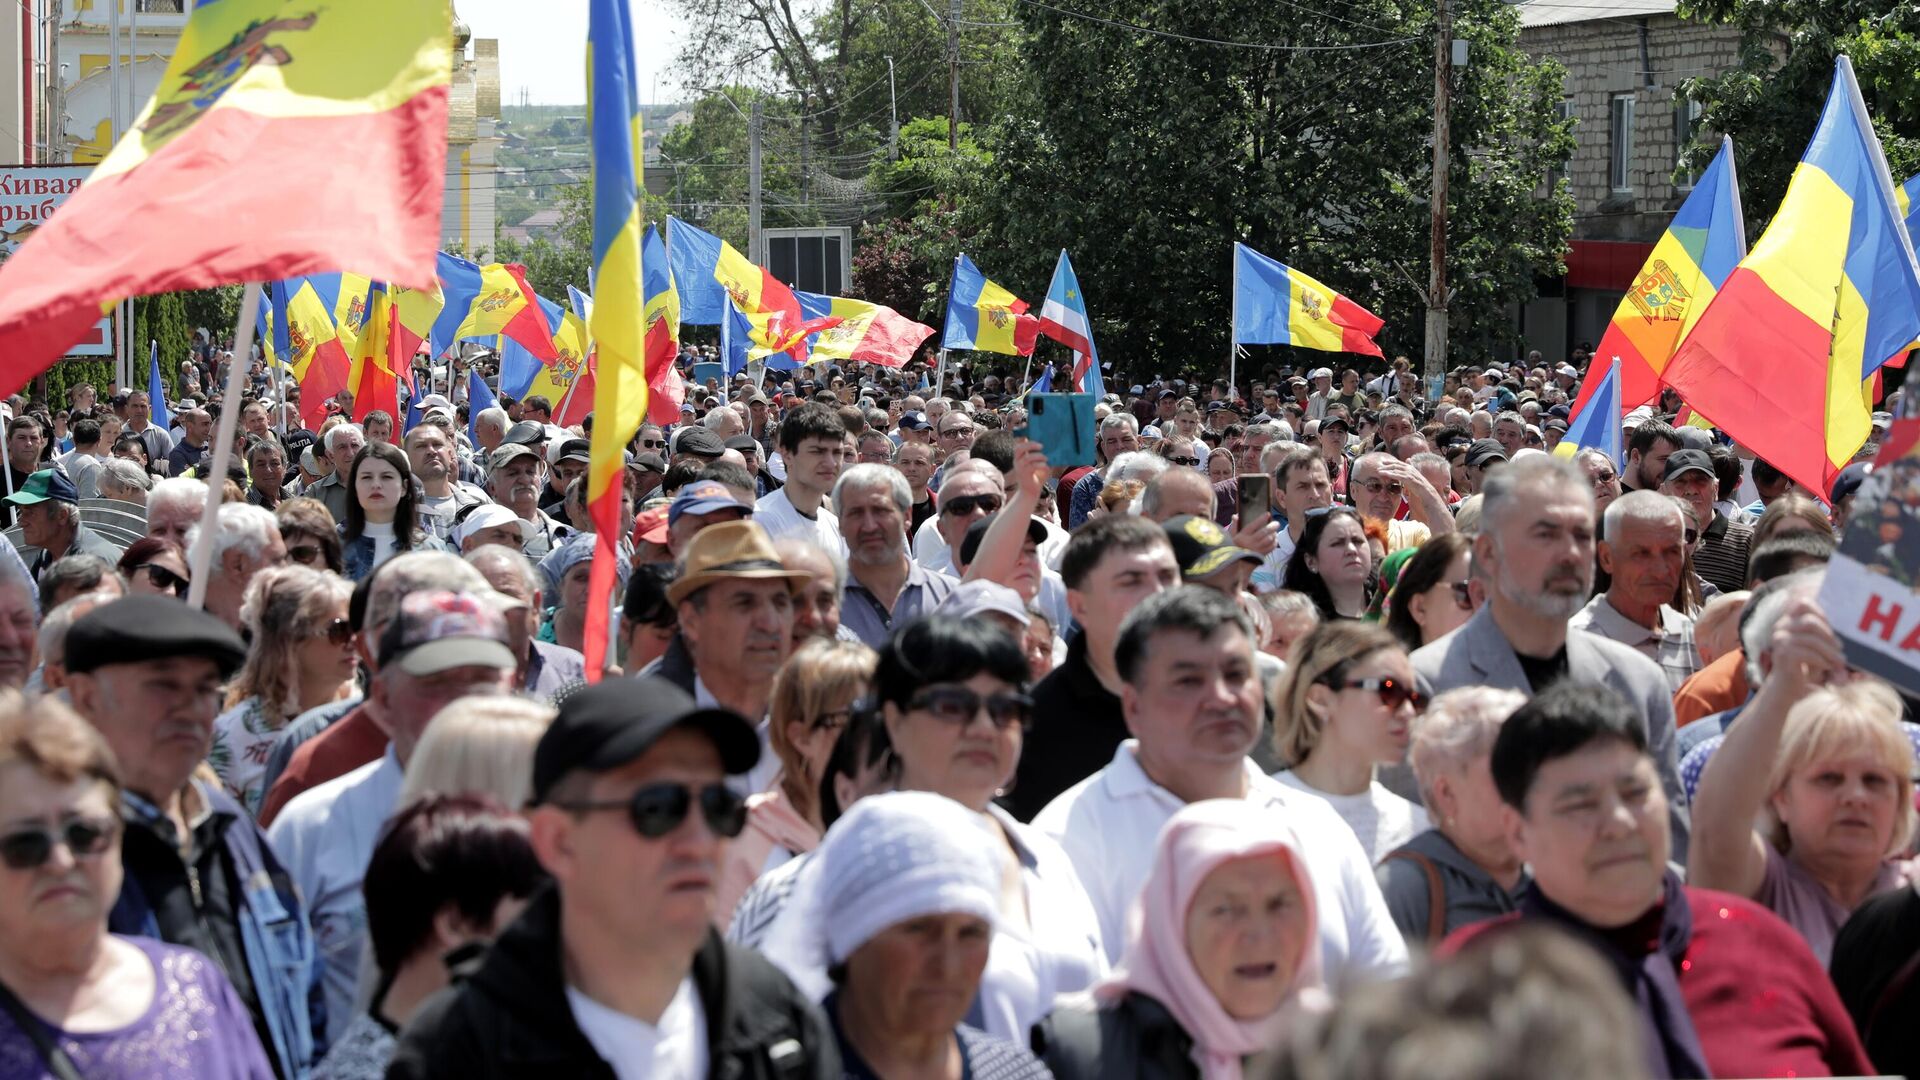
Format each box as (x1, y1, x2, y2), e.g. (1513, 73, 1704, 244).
(362, 519, 397, 566)
(753, 486, 842, 552)
(1271, 770, 1430, 864)
(565, 976, 707, 1080)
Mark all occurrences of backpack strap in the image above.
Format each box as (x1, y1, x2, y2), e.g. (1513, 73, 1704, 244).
(0, 978, 84, 1080)
(1383, 849, 1447, 942)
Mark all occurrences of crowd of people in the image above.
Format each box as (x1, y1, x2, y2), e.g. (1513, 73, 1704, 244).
(0, 337, 1912, 1079)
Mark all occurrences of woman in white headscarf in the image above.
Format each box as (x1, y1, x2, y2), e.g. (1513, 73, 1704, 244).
(761, 791, 1051, 1079)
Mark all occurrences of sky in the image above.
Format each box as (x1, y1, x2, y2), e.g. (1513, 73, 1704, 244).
(459, 0, 688, 107)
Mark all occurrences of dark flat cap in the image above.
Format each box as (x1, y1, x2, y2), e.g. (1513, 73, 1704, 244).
(724, 434, 760, 454)
(503, 420, 546, 446)
(675, 428, 726, 459)
(65, 595, 246, 677)
(531, 676, 759, 804)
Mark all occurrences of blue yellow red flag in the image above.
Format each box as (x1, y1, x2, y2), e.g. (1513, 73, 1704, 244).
(456, 263, 558, 362)
(795, 291, 935, 368)
(1232, 244, 1384, 357)
(0, 0, 451, 395)
(260, 276, 352, 430)
(665, 216, 727, 324)
(1662, 56, 1920, 498)
(1555, 358, 1623, 467)
(583, 0, 648, 681)
(943, 254, 1040, 356)
(346, 282, 401, 424)
(642, 226, 686, 425)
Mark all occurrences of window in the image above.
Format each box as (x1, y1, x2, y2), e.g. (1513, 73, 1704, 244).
(1674, 97, 1703, 191)
(1610, 93, 1636, 193)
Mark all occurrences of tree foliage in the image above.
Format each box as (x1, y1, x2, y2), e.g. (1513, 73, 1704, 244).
(1677, 0, 1920, 234)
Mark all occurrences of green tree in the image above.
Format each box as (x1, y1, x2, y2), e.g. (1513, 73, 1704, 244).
(977, 0, 1573, 379)
(133, 291, 192, 389)
(852, 117, 991, 319)
(1677, 0, 1920, 230)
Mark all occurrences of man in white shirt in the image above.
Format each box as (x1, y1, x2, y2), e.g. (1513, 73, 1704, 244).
(1251, 445, 1335, 593)
(268, 586, 518, 1033)
(388, 679, 837, 1080)
(753, 401, 846, 551)
(1035, 586, 1408, 985)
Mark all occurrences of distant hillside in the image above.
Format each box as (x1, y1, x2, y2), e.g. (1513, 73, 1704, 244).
(494, 103, 686, 245)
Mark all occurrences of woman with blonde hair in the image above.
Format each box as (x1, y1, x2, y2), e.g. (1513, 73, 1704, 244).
(1270, 621, 1429, 862)
(399, 696, 556, 810)
(716, 637, 877, 926)
(1754, 491, 1834, 547)
(1690, 597, 1918, 964)
(212, 565, 356, 815)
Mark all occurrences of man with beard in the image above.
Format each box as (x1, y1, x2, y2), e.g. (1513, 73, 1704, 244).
(832, 463, 955, 648)
(1410, 454, 1688, 858)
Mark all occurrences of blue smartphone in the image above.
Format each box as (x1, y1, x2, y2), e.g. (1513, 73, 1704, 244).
(1018, 393, 1097, 467)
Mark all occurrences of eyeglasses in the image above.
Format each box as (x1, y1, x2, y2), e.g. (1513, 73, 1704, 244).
(1324, 676, 1427, 712)
(1166, 456, 1201, 467)
(311, 617, 353, 646)
(1359, 478, 1404, 498)
(640, 438, 666, 449)
(940, 426, 976, 439)
(130, 563, 189, 597)
(0, 816, 119, 871)
(811, 708, 853, 733)
(552, 782, 748, 839)
(1684, 528, 1700, 545)
(1449, 581, 1473, 610)
(1588, 469, 1618, 486)
(286, 544, 325, 566)
(941, 494, 1003, 517)
(907, 685, 1033, 730)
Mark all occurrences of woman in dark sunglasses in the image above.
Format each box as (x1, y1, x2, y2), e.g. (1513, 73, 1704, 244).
(870, 616, 1106, 1042)
(115, 535, 192, 598)
(274, 496, 347, 576)
(1384, 533, 1477, 650)
(1269, 621, 1431, 863)
(212, 566, 356, 816)
(0, 693, 275, 1077)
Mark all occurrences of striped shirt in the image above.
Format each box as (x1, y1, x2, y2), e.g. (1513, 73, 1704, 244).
(1693, 512, 1755, 594)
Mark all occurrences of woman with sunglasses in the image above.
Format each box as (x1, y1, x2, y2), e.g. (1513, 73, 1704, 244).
(116, 535, 192, 598)
(872, 615, 1106, 1042)
(716, 637, 876, 927)
(212, 566, 356, 816)
(339, 441, 444, 582)
(1384, 533, 1475, 649)
(275, 497, 346, 576)
(1269, 622, 1430, 863)
(1279, 506, 1374, 621)
(0, 693, 274, 1078)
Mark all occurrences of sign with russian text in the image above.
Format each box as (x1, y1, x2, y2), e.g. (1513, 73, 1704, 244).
(0, 166, 107, 356)
(1821, 417, 1920, 695)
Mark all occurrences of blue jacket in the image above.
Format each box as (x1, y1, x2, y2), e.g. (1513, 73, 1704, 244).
(112, 780, 325, 1078)
(338, 526, 449, 582)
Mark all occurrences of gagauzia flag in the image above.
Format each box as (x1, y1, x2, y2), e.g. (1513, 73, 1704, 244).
(1036, 249, 1106, 397)
(0, 0, 452, 394)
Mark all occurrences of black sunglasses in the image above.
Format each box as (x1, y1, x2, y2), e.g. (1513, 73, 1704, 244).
(554, 782, 747, 839)
(129, 562, 189, 597)
(1166, 456, 1201, 467)
(907, 685, 1033, 730)
(286, 544, 325, 565)
(640, 438, 666, 449)
(940, 494, 1003, 517)
(1323, 675, 1428, 712)
(312, 617, 353, 646)
(0, 816, 119, 871)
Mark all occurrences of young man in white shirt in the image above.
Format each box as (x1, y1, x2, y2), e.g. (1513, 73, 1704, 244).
(1034, 586, 1408, 985)
(753, 401, 847, 551)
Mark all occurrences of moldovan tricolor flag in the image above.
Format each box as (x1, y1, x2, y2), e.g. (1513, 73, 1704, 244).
(582, 0, 648, 681)
(1037, 249, 1106, 397)
(797, 292, 935, 368)
(1555, 357, 1623, 467)
(0, 0, 451, 394)
(943, 254, 1041, 356)
(1231, 244, 1384, 358)
(1662, 57, 1920, 499)
(1569, 137, 1746, 418)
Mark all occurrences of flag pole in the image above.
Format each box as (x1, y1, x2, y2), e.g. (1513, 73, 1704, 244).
(186, 281, 263, 610)
(0, 416, 14, 499)
(1228, 243, 1239, 397)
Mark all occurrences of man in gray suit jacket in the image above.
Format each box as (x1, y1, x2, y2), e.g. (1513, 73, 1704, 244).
(1411, 454, 1689, 860)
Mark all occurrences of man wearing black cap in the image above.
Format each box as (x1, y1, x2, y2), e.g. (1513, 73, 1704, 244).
(390, 678, 838, 1079)
(1460, 438, 1508, 496)
(6, 467, 120, 575)
(1662, 447, 1753, 593)
(542, 437, 592, 515)
(488, 443, 569, 558)
(725, 433, 781, 497)
(65, 595, 324, 1077)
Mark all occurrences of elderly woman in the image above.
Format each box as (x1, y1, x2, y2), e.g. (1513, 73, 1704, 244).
(116, 536, 190, 599)
(870, 615, 1107, 1041)
(1036, 800, 1326, 1080)
(312, 794, 545, 1079)
(763, 791, 1050, 1078)
(1270, 622, 1429, 862)
(212, 565, 357, 814)
(275, 497, 346, 576)
(1377, 687, 1527, 944)
(96, 458, 152, 506)
(1446, 680, 1873, 1079)
(717, 637, 876, 925)
(1689, 597, 1917, 964)
(0, 692, 274, 1076)
(399, 696, 556, 810)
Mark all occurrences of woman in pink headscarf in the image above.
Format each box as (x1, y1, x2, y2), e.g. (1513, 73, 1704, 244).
(1033, 800, 1327, 1080)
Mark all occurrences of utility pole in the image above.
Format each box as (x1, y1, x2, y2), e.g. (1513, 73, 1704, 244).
(947, 0, 960, 150)
(800, 91, 809, 206)
(1423, 0, 1451, 396)
(886, 55, 899, 158)
(748, 97, 763, 265)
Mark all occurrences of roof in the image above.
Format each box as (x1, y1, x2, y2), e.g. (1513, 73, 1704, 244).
(1516, 0, 1676, 29)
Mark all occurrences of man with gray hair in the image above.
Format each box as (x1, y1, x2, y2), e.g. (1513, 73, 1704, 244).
(834, 462, 956, 647)
(5, 468, 120, 575)
(1068, 412, 1141, 529)
(468, 542, 586, 697)
(305, 422, 367, 522)
(143, 476, 207, 546)
(472, 406, 509, 456)
(1570, 490, 1699, 693)
(1411, 454, 1688, 856)
(185, 502, 288, 632)
(98, 456, 153, 505)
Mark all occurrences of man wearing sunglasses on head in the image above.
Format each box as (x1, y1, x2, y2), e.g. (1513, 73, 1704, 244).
(62, 595, 324, 1077)
(390, 678, 838, 1080)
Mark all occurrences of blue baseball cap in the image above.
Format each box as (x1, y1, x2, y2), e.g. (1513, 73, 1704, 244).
(668, 480, 750, 528)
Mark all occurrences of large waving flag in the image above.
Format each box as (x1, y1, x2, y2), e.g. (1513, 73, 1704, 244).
(716, 239, 816, 365)
(943, 254, 1040, 356)
(583, 0, 648, 682)
(1232, 244, 1384, 358)
(428, 252, 485, 360)
(1555, 357, 1622, 466)
(391, 281, 444, 366)
(346, 282, 402, 424)
(0, 0, 450, 394)
(1663, 57, 1920, 498)
(1571, 137, 1746, 418)
(666, 216, 727, 324)
(262, 276, 353, 430)
(499, 295, 594, 426)
(454, 263, 558, 362)
(1037, 249, 1106, 397)
(796, 292, 935, 368)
